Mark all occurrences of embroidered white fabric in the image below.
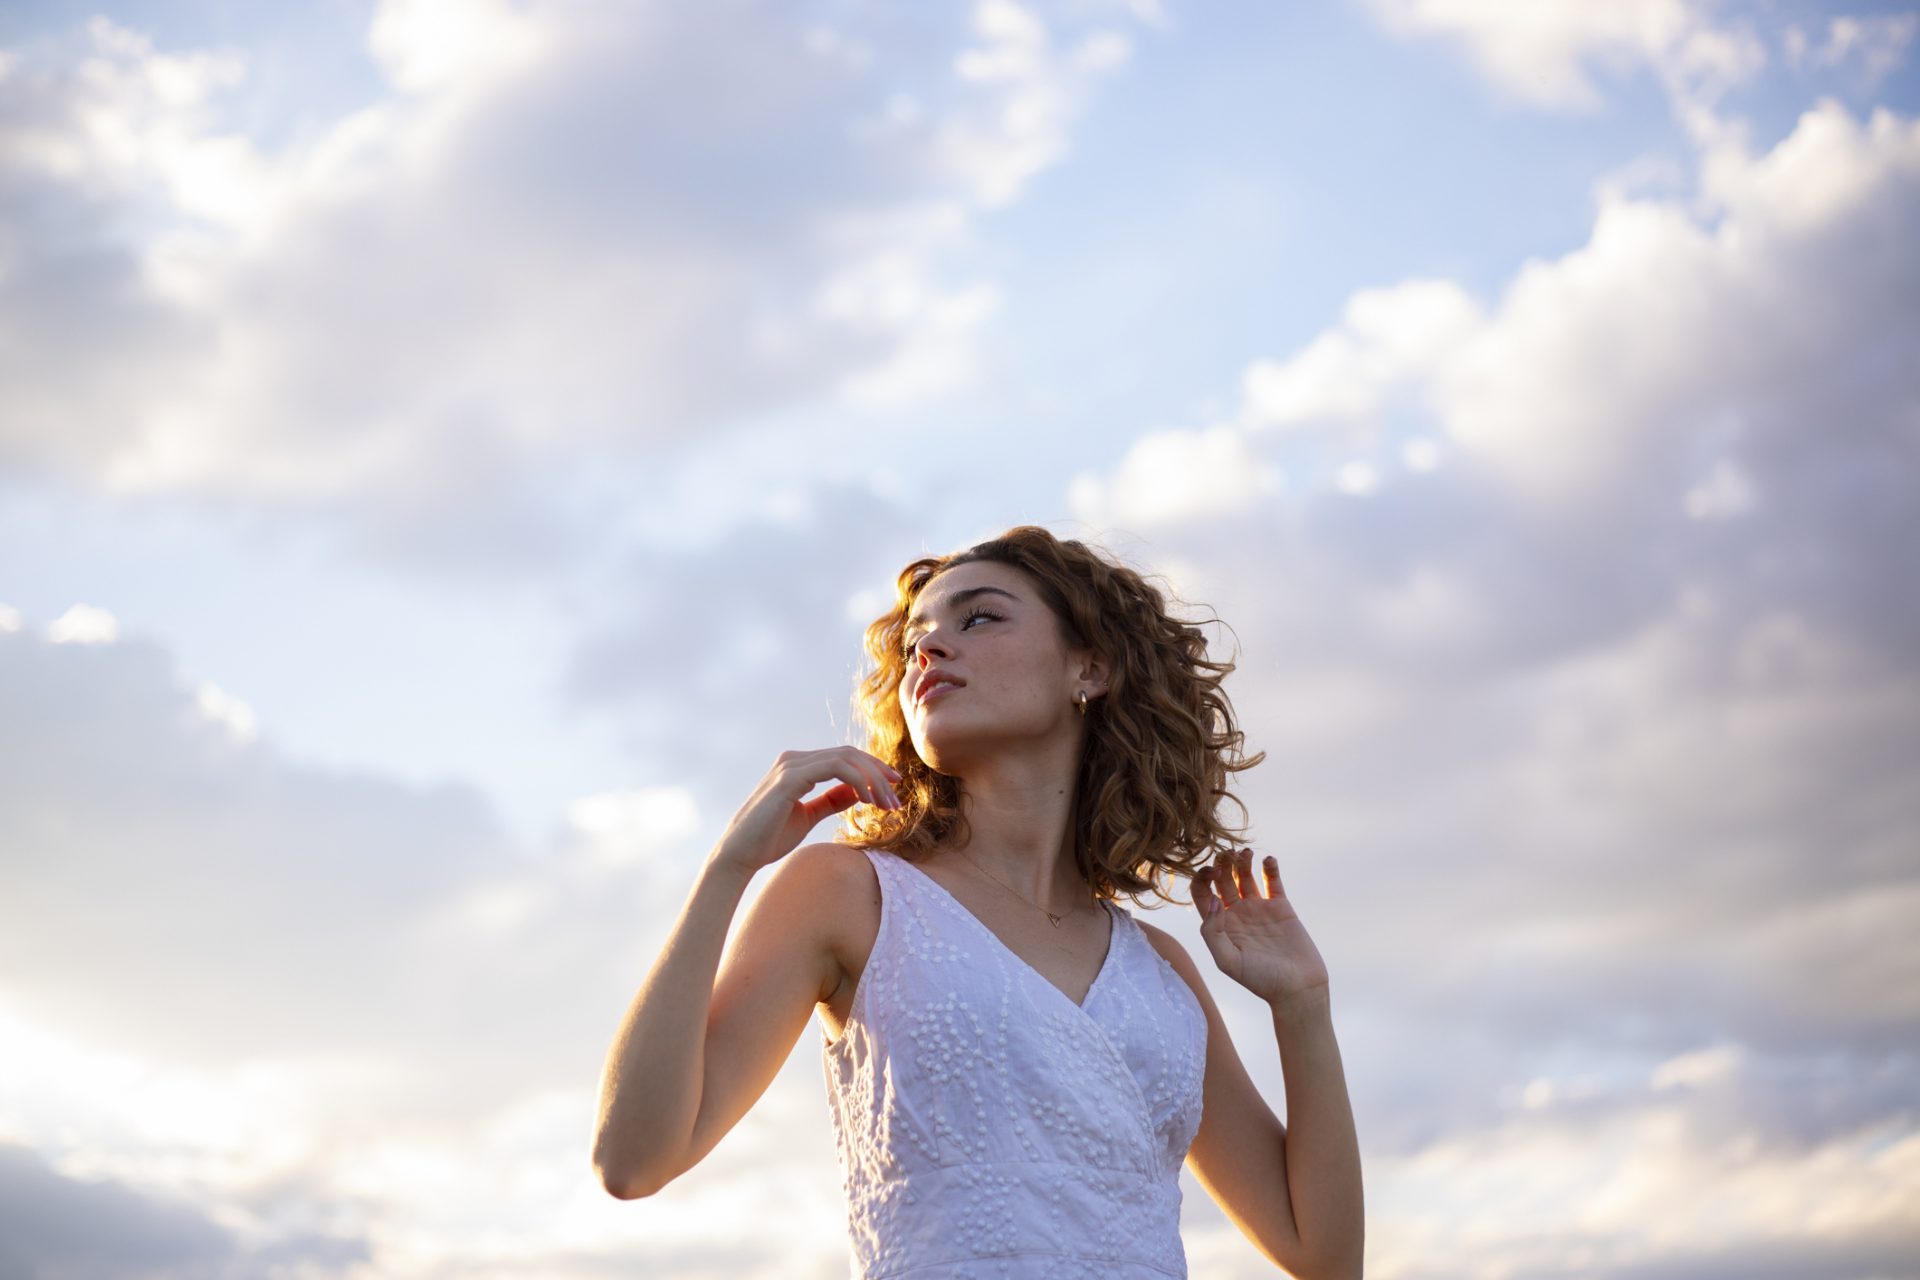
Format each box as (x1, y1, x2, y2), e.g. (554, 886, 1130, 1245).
(821, 846, 1208, 1279)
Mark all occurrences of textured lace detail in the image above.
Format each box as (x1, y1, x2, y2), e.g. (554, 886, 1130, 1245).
(821, 848, 1208, 1279)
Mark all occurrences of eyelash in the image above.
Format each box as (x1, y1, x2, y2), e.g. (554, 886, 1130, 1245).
(903, 607, 1001, 656)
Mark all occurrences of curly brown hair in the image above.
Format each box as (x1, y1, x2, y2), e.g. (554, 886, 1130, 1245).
(838, 525, 1264, 909)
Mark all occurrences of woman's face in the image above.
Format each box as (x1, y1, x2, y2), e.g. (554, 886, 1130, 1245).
(897, 560, 1097, 774)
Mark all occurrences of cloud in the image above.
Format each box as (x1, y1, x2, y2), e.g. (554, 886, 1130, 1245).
(0, 2, 1145, 558)
(6, 8, 1916, 1274)
(1081, 97, 1920, 654)
(1067, 425, 1282, 530)
(1078, 491, 1920, 1270)
(46, 602, 121, 644)
(1238, 279, 1484, 431)
(1784, 13, 1919, 90)
(0, 1141, 238, 1279)
(1357, 0, 1767, 136)
(1357, 1100, 1920, 1279)
(565, 784, 701, 873)
(562, 479, 921, 781)
(1056, 91, 1920, 1272)
(939, 0, 1136, 208)
(0, 607, 803, 1138)
(0, 618, 515, 1068)
(0, 613, 865, 1273)
(0, 1138, 374, 1280)
(367, 0, 548, 96)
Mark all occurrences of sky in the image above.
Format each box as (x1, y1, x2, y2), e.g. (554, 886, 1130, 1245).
(2, 0, 1917, 1276)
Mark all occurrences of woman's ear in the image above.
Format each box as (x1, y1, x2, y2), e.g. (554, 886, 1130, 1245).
(1078, 650, 1113, 699)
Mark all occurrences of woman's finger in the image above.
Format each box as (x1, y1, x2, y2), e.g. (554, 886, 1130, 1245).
(822, 762, 881, 809)
(1228, 848, 1253, 899)
(854, 765, 902, 809)
(1192, 867, 1221, 920)
(1212, 854, 1241, 906)
(841, 746, 901, 799)
(1262, 854, 1283, 899)
(802, 781, 862, 821)
(845, 748, 902, 808)
(802, 750, 893, 810)
(804, 761, 892, 818)
(862, 748, 904, 784)
(784, 748, 890, 809)
(842, 772, 877, 808)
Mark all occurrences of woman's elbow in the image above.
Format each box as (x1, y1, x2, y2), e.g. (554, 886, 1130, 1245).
(593, 1146, 666, 1201)
(598, 1169, 662, 1200)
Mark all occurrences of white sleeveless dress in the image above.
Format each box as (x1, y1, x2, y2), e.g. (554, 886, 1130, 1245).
(820, 846, 1209, 1279)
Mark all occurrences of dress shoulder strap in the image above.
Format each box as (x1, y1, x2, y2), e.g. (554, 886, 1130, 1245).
(858, 844, 904, 892)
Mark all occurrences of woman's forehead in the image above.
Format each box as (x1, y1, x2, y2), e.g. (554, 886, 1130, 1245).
(912, 562, 1030, 614)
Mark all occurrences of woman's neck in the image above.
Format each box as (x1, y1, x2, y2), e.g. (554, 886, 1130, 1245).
(943, 765, 1087, 909)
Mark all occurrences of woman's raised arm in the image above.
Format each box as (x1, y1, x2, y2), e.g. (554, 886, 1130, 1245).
(590, 748, 901, 1198)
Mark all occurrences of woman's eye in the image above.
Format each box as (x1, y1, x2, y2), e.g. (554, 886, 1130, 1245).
(902, 608, 1001, 656)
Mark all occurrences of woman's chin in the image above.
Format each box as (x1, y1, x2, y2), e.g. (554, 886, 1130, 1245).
(913, 715, 1060, 775)
(911, 728, 974, 776)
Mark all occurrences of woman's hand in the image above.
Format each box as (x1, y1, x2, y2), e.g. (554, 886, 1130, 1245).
(1191, 847, 1330, 1008)
(711, 746, 903, 877)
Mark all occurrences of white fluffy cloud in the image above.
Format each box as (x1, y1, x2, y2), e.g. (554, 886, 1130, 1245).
(45, 602, 120, 644)
(939, 0, 1136, 208)
(1239, 279, 1483, 431)
(1082, 97, 1920, 566)
(1067, 425, 1282, 530)
(0, 2, 1143, 520)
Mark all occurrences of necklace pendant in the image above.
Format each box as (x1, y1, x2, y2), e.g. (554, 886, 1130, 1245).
(1046, 912, 1062, 927)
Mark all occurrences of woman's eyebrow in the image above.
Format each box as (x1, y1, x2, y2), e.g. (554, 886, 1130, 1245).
(904, 586, 1020, 634)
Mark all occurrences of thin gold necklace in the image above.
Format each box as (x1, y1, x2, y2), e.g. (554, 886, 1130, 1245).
(955, 849, 1090, 927)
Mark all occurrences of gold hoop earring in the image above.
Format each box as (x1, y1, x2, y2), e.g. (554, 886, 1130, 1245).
(1076, 690, 1088, 717)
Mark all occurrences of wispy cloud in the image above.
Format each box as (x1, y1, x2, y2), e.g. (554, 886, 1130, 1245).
(0, 2, 1146, 536)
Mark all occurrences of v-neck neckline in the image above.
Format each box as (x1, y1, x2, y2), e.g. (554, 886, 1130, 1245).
(892, 854, 1118, 1012)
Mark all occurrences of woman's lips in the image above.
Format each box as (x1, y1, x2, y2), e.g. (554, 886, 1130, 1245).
(920, 681, 962, 706)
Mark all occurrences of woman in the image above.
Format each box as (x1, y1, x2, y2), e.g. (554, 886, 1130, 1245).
(593, 526, 1364, 1278)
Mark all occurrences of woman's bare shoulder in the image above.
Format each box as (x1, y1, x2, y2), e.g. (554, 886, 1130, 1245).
(780, 843, 885, 1028)
(781, 841, 882, 942)
(785, 840, 880, 885)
